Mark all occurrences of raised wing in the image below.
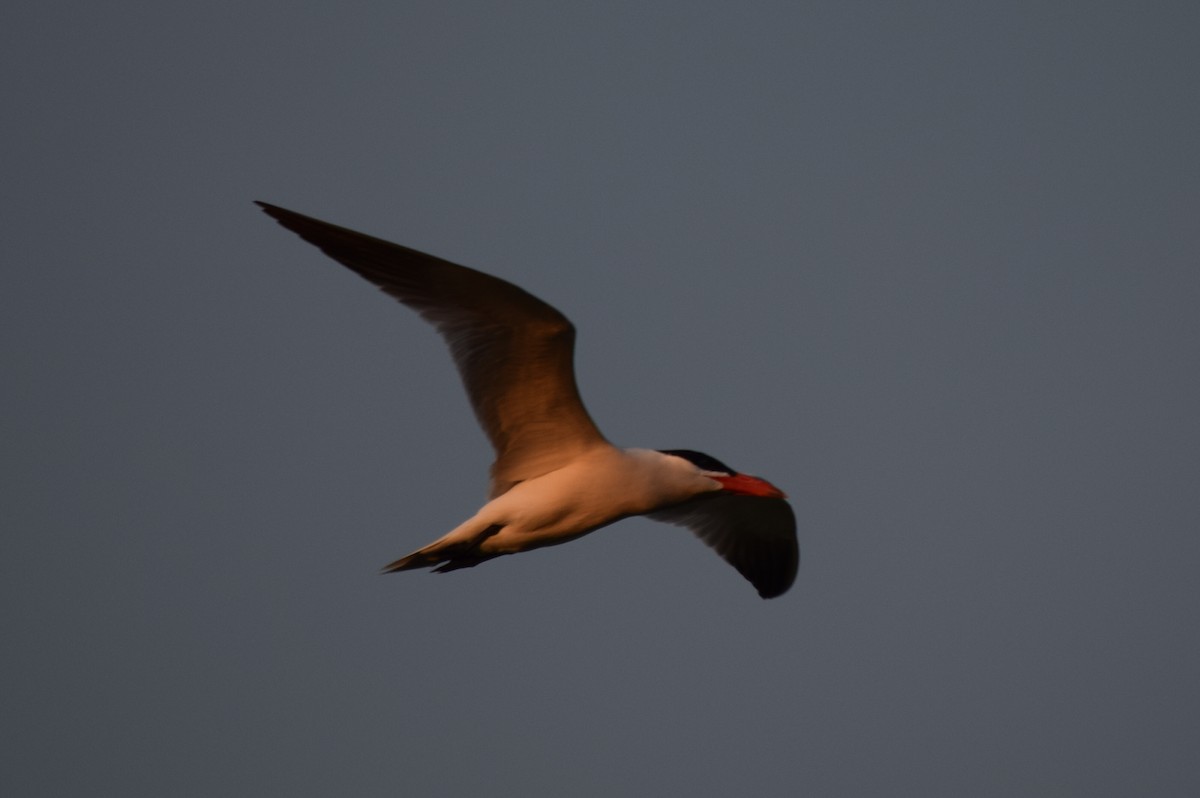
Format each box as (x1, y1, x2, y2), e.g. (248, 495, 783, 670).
(649, 495, 799, 599)
(256, 202, 609, 495)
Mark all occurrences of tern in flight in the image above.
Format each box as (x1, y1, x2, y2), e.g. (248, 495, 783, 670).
(257, 203, 799, 598)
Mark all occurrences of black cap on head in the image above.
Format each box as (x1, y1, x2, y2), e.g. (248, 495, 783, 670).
(658, 449, 736, 475)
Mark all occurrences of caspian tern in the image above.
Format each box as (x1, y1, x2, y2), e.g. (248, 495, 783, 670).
(256, 202, 799, 598)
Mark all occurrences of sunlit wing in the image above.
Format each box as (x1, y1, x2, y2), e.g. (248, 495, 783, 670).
(256, 202, 609, 495)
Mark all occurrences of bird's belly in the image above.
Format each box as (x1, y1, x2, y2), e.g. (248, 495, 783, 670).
(475, 453, 695, 553)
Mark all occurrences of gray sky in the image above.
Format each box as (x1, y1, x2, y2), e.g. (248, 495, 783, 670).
(4, 2, 1199, 796)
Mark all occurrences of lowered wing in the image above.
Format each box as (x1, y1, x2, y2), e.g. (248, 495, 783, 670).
(650, 494, 799, 599)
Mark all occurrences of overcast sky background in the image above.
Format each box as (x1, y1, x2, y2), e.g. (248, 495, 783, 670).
(4, 2, 1198, 796)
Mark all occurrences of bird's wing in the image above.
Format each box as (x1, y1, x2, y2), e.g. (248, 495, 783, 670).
(256, 202, 609, 496)
(649, 495, 799, 599)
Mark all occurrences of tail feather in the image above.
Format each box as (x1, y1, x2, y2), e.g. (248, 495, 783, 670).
(381, 523, 503, 574)
(430, 556, 496, 573)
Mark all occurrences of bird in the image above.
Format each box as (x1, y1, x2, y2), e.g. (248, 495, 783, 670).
(256, 202, 799, 598)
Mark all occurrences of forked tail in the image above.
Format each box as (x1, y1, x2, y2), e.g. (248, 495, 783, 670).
(381, 523, 504, 574)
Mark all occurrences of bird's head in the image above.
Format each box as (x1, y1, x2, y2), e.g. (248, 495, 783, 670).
(658, 449, 787, 499)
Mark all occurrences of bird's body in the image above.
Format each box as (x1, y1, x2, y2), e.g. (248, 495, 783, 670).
(257, 202, 799, 598)
(396, 447, 721, 568)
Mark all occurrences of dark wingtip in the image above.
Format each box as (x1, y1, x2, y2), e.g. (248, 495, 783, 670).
(752, 547, 799, 599)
